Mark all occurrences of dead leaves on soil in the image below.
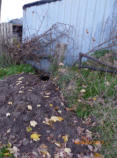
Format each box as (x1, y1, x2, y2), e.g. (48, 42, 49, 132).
(30, 133, 41, 141)
(43, 116, 64, 126)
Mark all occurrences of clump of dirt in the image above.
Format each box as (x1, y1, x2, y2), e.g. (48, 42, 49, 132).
(0, 74, 96, 158)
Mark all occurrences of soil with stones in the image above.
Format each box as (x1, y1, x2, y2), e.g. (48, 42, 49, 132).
(0, 73, 95, 158)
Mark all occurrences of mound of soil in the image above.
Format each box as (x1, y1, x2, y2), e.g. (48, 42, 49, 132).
(0, 74, 95, 158)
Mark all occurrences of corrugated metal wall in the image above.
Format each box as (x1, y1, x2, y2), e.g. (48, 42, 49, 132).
(23, 0, 117, 64)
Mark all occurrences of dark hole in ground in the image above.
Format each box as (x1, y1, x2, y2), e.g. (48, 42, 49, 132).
(40, 75, 50, 81)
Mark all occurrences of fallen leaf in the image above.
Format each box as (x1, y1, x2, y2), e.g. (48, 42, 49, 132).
(93, 97, 97, 101)
(94, 153, 104, 158)
(55, 142, 61, 147)
(30, 133, 41, 141)
(43, 118, 53, 126)
(86, 129, 92, 139)
(26, 126, 32, 132)
(18, 77, 24, 81)
(64, 148, 71, 154)
(45, 92, 51, 95)
(9, 146, 19, 158)
(80, 89, 86, 93)
(16, 81, 22, 85)
(28, 89, 32, 92)
(62, 135, 69, 143)
(7, 129, 11, 133)
(38, 144, 51, 157)
(59, 62, 64, 66)
(74, 139, 81, 145)
(6, 113, 11, 117)
(78, 99, 82, 102)
(49, 104, 53, 107)
(94, 140, 102, 149)
(58, 110, 62, 114)
(88, 145, 93, 151)
(19, 90, 24, 94)
(50, 116, 64, 122)
(27, 105, 32, 110)
(44, 96, 50, 98)
(54, 106, 59, 111)
(8, 101, 13, 105)
(30, 120, 38, 127)
(37, 104, 41, 108)
(20, 86, 24, 89)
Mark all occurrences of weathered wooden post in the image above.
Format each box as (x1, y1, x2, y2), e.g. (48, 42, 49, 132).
(0, 0, 2, 23)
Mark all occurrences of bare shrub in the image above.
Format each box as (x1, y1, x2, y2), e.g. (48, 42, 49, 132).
(0, 23, 74, 71)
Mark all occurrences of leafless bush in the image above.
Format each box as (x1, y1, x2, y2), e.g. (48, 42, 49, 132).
(1, 23, 74, 70)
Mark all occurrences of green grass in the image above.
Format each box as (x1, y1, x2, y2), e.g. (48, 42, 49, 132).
(0, 146, 14, 158)
(0, 64, 35, 79)
(53, 65, 117, 158)
(92, 49, 110, 58)
(91, 103, 117, 158)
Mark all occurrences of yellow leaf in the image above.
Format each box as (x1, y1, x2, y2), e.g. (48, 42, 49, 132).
(62, 135, 69, 143)
(93, 97, 97, 101)
(94, 153, 104, 158)
(50, 116, 64, 122)
(30, 133, 41, 141)
(49, 104, 53, 107)
(26, 126, 32, 132)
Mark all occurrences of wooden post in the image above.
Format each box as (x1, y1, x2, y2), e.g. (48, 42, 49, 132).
(0, 0, 2, 23)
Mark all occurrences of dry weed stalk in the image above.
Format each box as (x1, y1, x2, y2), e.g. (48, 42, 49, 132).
(0, 23, 73, 69)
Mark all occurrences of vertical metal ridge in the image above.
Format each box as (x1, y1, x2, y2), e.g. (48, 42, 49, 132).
(23, 0, 117, 64)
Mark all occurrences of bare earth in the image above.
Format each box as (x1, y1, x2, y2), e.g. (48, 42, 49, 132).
(0, 74, 95, 158)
